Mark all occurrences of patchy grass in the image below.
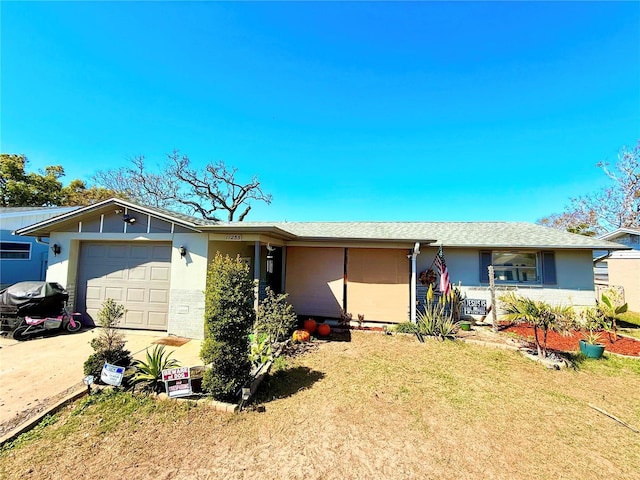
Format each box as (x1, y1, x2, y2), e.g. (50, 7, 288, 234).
(1, 332, 639, 480)
(618, 310, 640, 339)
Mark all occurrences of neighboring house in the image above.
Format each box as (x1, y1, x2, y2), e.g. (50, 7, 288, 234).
(594, 227, 640, 311)
(0, 207, 77, 288)
(15, 198, 629, 339)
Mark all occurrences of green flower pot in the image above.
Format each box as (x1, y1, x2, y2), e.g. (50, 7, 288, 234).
(579, 339, 605, 359)
(460, 322, 471, 331)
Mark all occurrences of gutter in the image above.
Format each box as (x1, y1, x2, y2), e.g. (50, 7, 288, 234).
(409, 242, 420, 323)
(593, 250, 613, 265)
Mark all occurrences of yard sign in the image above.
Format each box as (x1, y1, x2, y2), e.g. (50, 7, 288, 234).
(101, 363, 125, 386)
(162, 366, 192, 398)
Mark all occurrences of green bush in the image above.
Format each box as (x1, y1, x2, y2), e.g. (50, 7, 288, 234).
(255, 286, 297, 343)
(83, 299, 132, 383)
(83, 346, 132, 382)
(200, 252, 255, 402)
(394, 322, 418, 334)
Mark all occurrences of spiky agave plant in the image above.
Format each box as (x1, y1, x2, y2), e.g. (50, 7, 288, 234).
(132, 345, 180, 393)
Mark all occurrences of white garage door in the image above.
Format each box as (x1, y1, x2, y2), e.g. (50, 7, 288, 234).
(77, 242, 171, 330)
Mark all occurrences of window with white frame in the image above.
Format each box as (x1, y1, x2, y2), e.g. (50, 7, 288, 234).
(480, 250, 556, 285)
(0, 242, 31, 260)
(491, 251, 538, 283)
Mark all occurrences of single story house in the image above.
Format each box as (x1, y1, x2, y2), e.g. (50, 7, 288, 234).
(594, 227, 640, 311)
(1, 206, 78, 288)
(14, 198, 629, 339)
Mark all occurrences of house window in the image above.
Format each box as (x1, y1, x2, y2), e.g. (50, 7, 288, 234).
(492, 251, 538, 283)
(0, 242, 31, 260)
(480, 250, 556, 285)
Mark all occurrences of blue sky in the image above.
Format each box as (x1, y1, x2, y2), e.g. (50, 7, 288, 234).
(2, 1, 639, 222)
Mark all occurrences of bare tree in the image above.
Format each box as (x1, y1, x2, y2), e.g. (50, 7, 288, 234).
(538, 141, 639, 234)
(93, 152, 272, 221)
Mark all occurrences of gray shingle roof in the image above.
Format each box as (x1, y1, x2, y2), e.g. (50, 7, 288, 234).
(9, 197, 629, 250)
(218, 221, 629, 250)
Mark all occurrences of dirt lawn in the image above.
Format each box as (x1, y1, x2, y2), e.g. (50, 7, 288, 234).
(2, 331, 640, 480)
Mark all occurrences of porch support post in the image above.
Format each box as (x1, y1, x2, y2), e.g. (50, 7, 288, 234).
(254, 241, 261, 312)
(410, 242, 420, 323)
(280, 246, 287, 293)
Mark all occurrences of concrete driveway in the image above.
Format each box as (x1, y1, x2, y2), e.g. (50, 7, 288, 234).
(0, 327, 203, 433)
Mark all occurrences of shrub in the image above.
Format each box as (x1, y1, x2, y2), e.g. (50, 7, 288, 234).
(83, 299, 132, 382)
(200, 252, 254, 402)
(131, 345, 180, 393)
(255, 287, 297, 343)
(499, 293, 574, 358)
(394, 322, 418, 334)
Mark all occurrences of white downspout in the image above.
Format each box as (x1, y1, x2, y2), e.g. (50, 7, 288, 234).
(410, 242, 420, 323)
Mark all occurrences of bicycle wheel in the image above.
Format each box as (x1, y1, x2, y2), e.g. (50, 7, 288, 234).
(64, 317, 82, 333)
(12, 325, 31, 341)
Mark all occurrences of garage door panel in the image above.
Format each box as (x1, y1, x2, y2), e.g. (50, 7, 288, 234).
(125, 310, 145, 326)
(106, 269, 126, 280)
(130, 245, 150, 259)
(105, 287, 123, 301)
(152, 245, 172, 259)
(108, 245, 128, 259)
(128, 266, 147, 280)
(148, 312, 168, 327)
(149, 289, 168, 303)
(150, 266, 170, 281)
(126, 288, 145, 302)
(78, 242, 171, 331)
(86, 286, 102, 300)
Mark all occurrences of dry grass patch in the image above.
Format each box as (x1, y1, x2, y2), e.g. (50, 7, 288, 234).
(2, 332, 639, 480)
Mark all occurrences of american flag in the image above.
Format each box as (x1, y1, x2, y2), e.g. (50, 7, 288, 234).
(434, 246, 451, 296)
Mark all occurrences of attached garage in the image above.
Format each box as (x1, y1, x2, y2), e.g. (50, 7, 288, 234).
(347, 248, 410, 323)
(77, 242, 171, 330)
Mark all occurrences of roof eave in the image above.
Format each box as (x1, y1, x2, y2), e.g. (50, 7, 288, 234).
(14, 198, 203, 237)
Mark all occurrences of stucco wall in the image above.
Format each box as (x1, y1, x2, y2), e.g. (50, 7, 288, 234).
(167, 233, 209, 339)
(607, 258, 640, 312)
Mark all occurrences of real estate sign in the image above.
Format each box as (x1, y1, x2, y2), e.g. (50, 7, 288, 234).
(162, 366, 192, 398)
(101, 363, 125, 386)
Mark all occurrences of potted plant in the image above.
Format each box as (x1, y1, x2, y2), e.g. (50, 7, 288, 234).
(459, 321, 472, 331)
(579, 330, 606, 359)
(579, 308, 607, 359)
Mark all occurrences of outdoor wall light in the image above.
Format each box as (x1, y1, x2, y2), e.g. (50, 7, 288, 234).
(266, 243, 275, 274)
(179, 245, 187, 258)
(51, 243, 61, 256)
(122, 214, 136, 224)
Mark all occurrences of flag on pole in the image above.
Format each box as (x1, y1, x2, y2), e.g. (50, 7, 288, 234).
(434, 246, 451, 296)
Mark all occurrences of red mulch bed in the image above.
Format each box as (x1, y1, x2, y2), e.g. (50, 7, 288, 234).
(501, 324, 640, 357)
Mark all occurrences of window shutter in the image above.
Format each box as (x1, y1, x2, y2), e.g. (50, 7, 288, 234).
(542, 251, 556, 285)
(479, 251, 492, 283)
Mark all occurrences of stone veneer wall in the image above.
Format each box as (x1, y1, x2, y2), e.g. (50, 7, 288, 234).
(167, 289, 206, 339)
